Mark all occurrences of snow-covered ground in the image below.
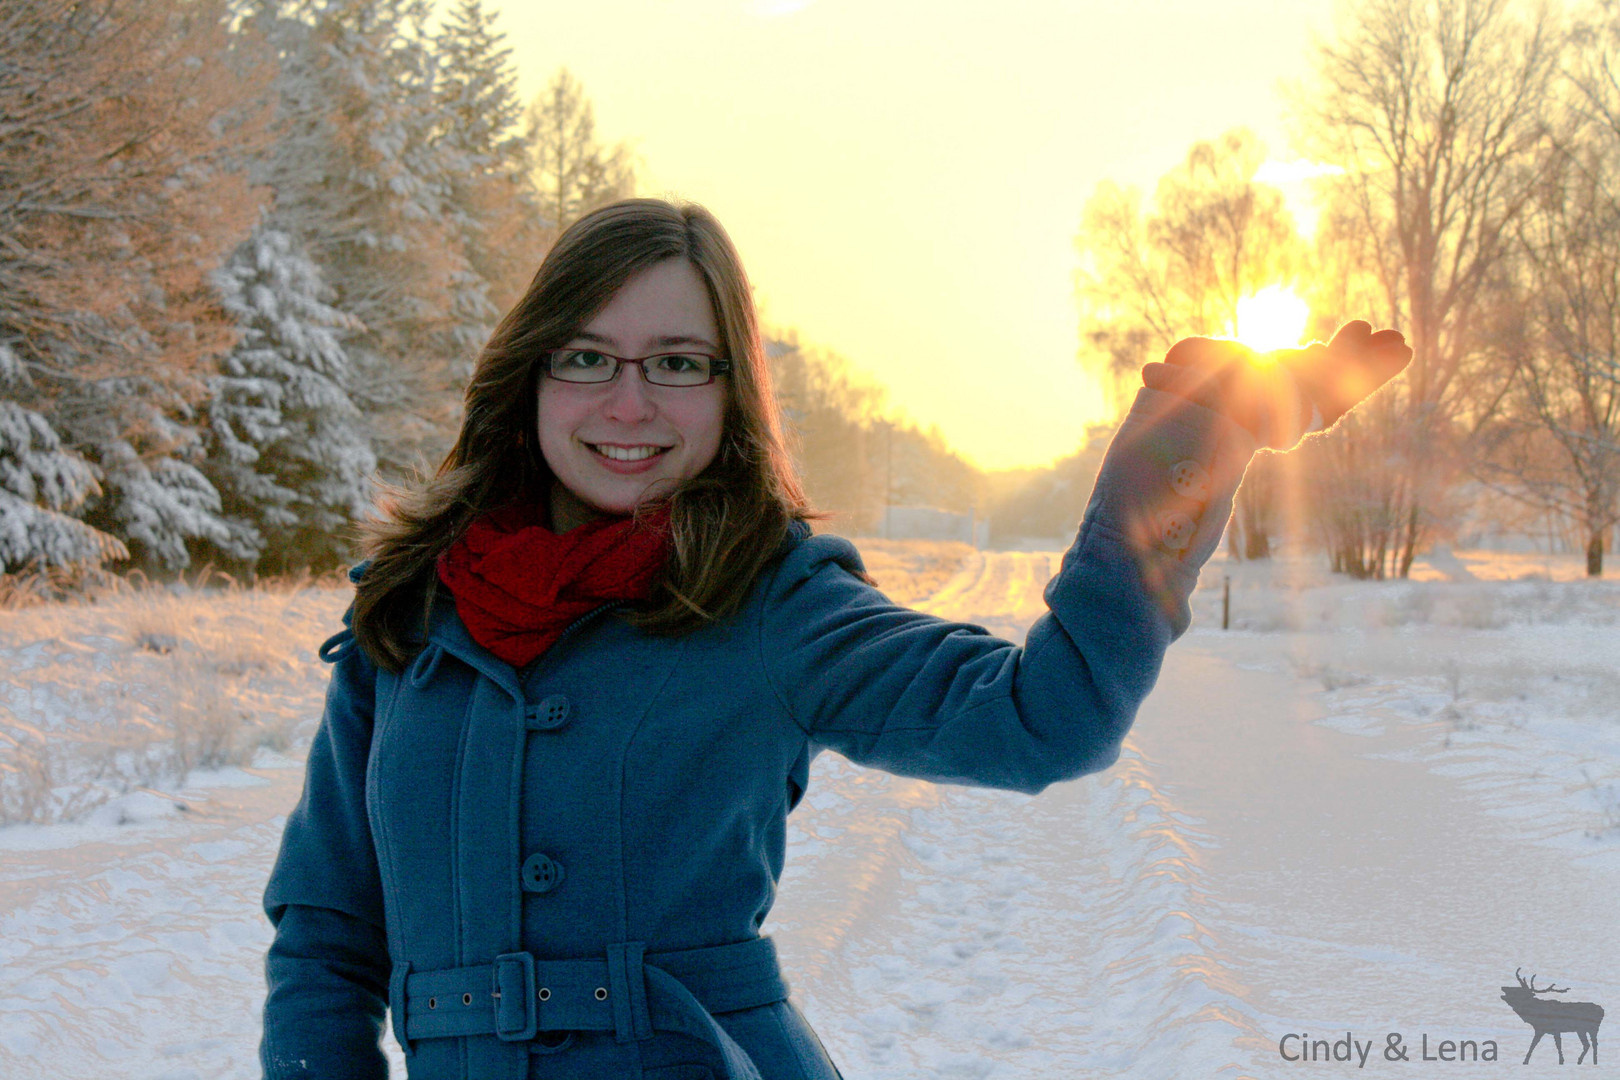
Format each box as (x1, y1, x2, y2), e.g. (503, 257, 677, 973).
(2, 546, 1616, 1078)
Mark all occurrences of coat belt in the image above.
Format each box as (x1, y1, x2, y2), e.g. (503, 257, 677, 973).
(395, 936, 789, 1080)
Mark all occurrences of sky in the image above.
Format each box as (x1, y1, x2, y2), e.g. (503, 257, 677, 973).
(489, 0, 1341, 472)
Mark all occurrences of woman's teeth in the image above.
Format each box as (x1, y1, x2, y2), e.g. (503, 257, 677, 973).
(589, 444, 668, 462)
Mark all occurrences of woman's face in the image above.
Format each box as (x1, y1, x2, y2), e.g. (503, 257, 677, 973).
(538, 258, 727, 532)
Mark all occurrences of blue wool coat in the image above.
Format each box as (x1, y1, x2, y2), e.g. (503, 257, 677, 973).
(260, 388, 1257, 1080)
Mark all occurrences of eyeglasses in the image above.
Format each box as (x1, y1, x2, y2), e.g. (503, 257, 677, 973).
(544, 349, 732, 387)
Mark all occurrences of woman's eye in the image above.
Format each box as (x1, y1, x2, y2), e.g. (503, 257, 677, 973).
(656, 354, 700, 372)
(559, 350, 607, 369)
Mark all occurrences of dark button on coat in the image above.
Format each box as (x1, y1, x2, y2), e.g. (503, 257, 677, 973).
(259, 388, 1257, 1079)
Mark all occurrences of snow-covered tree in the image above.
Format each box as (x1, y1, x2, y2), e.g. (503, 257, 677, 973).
(91, 427, 252, 571)
(0, 345, 127, 572)
(205, 225, 375, 572)
(0, 0, 267, 575)
(250, 0, 465, 477)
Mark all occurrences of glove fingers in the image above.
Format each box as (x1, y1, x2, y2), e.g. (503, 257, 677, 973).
(1162, 336, 1255, 370)
(1367, 335, 1413, 380)
(1153, 322, 1410, 442)
(1291, 330, 1411, 426)
(1327, 320, 1373, 352)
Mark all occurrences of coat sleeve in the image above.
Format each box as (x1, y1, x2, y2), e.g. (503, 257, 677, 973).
(758, 387, 1257, 796)
(260, 904, 389, 1080)
(259, 586, 391, 1080)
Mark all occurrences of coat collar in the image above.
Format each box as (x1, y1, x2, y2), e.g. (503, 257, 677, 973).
(420, 589, 528, 702)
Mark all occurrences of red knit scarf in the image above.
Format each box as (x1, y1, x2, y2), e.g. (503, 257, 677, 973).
(435, 502, 672, 667)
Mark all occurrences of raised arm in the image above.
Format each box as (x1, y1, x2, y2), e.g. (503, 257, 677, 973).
(760, 321, 1409, 797)
(759, 387, 1256, 796)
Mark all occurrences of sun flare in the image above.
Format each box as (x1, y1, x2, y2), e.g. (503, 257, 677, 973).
(1232, 286, 1310, 354)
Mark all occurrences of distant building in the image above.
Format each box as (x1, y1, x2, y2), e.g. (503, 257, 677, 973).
(880, 505, 989, 548)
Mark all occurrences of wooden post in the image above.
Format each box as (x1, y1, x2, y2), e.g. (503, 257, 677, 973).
(883, 420, 893, 539)
(1222, 574, 1230, 630)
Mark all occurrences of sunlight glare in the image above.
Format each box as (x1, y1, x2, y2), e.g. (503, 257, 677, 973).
(1232, 286, 1310, 355)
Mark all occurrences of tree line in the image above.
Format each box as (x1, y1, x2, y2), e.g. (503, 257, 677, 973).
(768, 329, 982, 534)
(1076, 0, 1620, 577)
(0, 0, 977, 579)
(15, 0, 1608, 579)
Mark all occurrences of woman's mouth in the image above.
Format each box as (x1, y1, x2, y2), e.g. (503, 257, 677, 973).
(586, 442, 671, 462)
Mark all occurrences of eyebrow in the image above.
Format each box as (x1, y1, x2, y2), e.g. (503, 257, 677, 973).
(571, 330, 720, 352)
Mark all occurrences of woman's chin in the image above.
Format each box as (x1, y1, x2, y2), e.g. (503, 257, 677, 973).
(572, 482, 670, 520)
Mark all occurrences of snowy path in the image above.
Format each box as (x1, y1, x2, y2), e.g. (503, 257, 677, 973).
(775, 554, 1620, 1077)
(1133, 644, 1620, 1066)
(3, 554, 1618, 1078)
(0, 761, 313, 1075)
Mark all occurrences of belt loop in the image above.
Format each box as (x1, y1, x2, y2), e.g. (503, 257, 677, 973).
(388, 960, 414, 1056)
(605, 940, 652, 1043)
(493, 951, 537, 1041)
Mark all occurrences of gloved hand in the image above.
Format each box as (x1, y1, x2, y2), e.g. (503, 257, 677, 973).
(1280, 320, 1412, 429)
(1140, 320, 1411, 450)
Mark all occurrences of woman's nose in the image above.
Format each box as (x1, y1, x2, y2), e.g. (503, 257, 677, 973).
(600, 362, 658, 420)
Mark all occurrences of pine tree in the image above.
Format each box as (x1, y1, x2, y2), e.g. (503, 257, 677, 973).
(431, 0, 533, 373)
(204, 225, 376, 572)
(0, 345, 127, 572)
(88, 416, 257, 571)
(251, 0, 464, 479)
(524, 68, 638, 240)
(434, 0, 523, 160)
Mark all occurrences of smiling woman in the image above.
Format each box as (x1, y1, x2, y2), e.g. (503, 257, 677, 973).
(538, 259, 727, 534)
(342, 200, 819, 676)
(257, 196, 1410, 1080)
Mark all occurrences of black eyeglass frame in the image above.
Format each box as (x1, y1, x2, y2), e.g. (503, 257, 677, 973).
(542, 348, 733, 387)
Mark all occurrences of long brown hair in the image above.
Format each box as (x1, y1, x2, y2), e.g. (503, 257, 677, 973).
(351, 197, 835, 673)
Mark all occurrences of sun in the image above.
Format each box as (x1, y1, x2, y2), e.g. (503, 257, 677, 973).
(1231, 286, 1310, 355)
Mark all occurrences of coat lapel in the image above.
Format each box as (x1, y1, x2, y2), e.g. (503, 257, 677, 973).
(423, 592, 526, 703)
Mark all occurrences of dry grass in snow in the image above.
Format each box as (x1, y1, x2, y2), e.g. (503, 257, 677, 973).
(0, 578, 351, 826)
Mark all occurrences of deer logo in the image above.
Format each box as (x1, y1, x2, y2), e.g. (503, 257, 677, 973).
(1499, 968, 1604, 1065)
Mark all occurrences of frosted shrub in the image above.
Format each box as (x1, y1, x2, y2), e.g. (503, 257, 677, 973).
(1388, 586, 1436, 626)
(0, 732, 52, 827)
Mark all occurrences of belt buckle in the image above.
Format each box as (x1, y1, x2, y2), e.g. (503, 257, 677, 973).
(493, 951, 537, 1041)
